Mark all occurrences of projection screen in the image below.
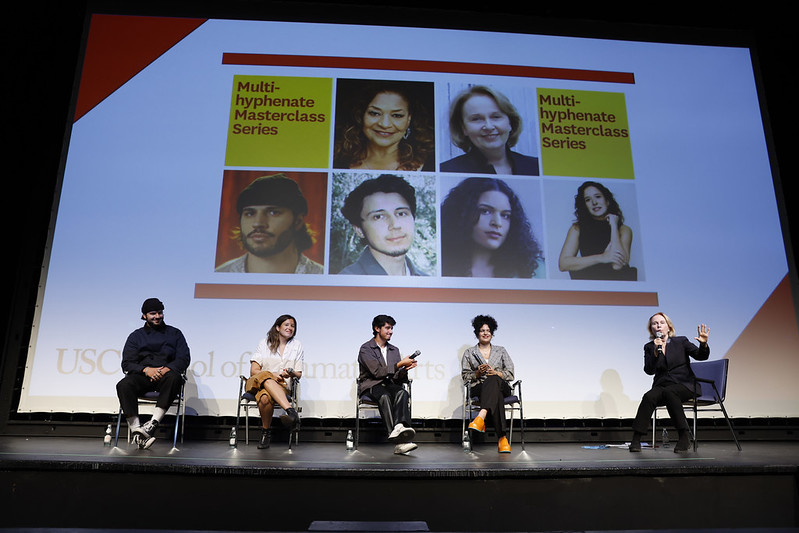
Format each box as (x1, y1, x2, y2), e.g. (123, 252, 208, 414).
(18, 13, 798, 419)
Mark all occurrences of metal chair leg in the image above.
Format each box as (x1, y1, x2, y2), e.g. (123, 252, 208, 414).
(114, 408, 123, 447)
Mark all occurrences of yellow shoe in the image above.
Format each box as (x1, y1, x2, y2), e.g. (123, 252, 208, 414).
(498, 436, 511, 453)
(468, 416, 485, 433)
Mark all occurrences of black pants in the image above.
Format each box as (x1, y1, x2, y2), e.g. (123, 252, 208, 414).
(116, 371, 183, 417)
(471, 375, 512, 438)
(367, 382, 410, 436)
(632, 382, 694, 434)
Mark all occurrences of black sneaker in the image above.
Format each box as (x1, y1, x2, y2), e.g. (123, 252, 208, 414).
(257, 428, 271, 449)
(133, 433, 156, 450)
(132, 425, 152, 440)
(141, 418, 159, 436)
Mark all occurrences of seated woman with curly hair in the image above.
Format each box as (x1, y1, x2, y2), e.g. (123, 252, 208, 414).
(462, 314, 516, 453)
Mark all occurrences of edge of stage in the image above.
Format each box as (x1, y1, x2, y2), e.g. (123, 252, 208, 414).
(2, 435, 798, 531)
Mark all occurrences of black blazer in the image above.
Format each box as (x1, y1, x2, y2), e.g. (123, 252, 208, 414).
(643, 336, 709, 395)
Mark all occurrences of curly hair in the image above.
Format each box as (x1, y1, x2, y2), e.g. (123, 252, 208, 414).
(574, 181, 625, 227)
(471, 315, 498, 338)
(266, 314, 297, 352)
(441, 177, 543, 278)
(448, 85, 523, 152)
(333, 81, 434, 171)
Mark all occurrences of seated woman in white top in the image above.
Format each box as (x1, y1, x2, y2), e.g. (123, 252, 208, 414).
(247, 314, 303, 449)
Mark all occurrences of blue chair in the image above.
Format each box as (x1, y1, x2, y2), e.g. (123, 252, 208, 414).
(235, 374, 300, 449)
(114, 372, 190, 448)
(653, 359, 741, 451)
(354, 378, 412, 450)
(463, 380, 524, 450)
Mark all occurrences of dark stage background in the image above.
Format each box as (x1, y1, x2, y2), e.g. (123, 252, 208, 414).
(1, 5, 797, 532)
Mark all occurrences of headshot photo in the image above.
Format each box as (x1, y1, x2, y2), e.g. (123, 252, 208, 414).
(440, 83, 539, 176)
(333, 79, 435, 172)
(545, 179, 643, 281)
(440, 176, 545, 278)
(215, 171, 327, 274)
(330, 172, 436, 276)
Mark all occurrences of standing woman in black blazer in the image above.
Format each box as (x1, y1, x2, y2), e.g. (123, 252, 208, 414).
(629, 312, 710, 453)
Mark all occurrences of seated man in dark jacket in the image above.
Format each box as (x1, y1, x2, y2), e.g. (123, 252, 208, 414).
(357, 314, 418, 455)
(116, 298, 191, 449)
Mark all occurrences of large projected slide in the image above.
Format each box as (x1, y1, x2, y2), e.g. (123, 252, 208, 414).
(19, 14, 797, 418)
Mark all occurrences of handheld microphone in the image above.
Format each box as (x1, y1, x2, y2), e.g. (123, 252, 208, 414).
(409, 350, 421, 359)
(655, 332, 664, 355)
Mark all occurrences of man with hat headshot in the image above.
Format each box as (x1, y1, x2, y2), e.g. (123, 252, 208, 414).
(116, 298, 191, 449)
(215, 173, 324, 274)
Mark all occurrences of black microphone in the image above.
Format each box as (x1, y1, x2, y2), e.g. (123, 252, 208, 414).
(656, 331, 664, 355)
(409, 350, 421, 359)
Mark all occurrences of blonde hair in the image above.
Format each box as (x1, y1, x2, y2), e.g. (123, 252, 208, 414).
(647, 312, 675, 340)
(448, 85, 522, 152)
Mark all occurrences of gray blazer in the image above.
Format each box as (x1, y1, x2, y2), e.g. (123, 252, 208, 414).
(461, 344, 514, 384)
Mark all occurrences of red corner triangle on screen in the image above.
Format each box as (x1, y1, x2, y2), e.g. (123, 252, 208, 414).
(74, 14, 206, 122)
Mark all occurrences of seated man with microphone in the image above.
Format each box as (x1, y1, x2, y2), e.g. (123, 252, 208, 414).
(357, 314, 419, 455)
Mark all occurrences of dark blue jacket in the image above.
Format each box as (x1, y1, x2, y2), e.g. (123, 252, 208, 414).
(121, 323, 191, 375)
(338, 247, 428, 276)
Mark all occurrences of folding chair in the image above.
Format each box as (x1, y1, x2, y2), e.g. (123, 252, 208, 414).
(354, 378, 412, 449)
(653, 359, 741, 451)
(114, 372, 189, 448)
(235, 374, 301, 449)
(463, 379, 524, 450)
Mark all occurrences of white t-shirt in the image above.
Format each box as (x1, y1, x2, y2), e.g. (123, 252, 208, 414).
(250, 337, 304, 388)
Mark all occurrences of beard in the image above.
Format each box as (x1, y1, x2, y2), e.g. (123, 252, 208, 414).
(242, 227, 295, 258)
(145, 316, 165, 330)
(379, 246, 411, 258)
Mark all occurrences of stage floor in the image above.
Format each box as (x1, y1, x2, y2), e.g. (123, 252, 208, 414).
(1, 436, 797, 478)
(2, 436, 798, 532)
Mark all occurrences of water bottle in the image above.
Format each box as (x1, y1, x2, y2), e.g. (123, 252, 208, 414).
(103, 424, 112, 446)
(462, 430, 472, 453)
(229, 426, 237, 447)
(345, 430, 354, 451)
(662, 427, 670, 448)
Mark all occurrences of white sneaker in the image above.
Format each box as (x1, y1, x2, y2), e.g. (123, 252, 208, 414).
(388, 424, 416, 442)
(388, 424, 404, 440)
(394, 442, 418, 455)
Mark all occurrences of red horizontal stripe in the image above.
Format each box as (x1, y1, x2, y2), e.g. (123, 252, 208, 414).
(222, 53, 635, 84)
(195, 283, 657, 306)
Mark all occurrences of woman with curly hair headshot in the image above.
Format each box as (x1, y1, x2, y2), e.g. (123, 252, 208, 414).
(441, 177, 544, 278)
(333, 80, 434, 171)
